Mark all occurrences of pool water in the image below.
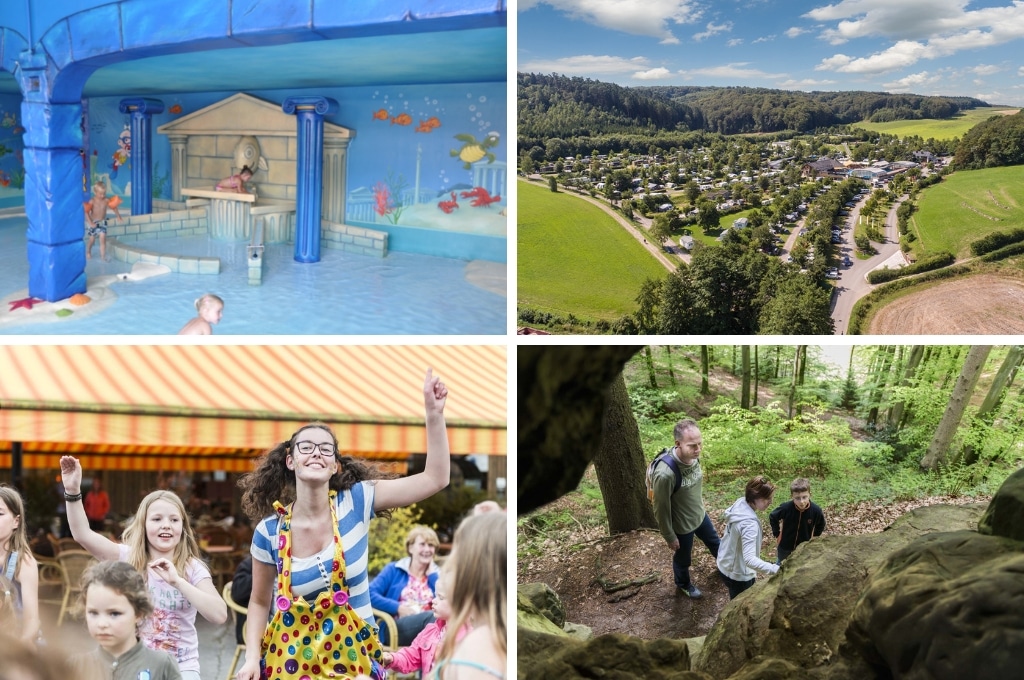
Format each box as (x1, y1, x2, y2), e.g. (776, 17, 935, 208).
(0, 214, 506, 335)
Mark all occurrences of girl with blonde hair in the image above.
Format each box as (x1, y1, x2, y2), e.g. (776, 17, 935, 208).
(61, 458, 227, 680)
(432, 511, 506, 679)
(0, 484, 41, 645)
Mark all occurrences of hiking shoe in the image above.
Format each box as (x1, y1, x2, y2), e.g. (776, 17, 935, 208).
(679, 584, 702, 599)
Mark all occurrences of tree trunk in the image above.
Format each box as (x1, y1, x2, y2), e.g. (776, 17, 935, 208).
(920, 345, 992, 471)
(788, 345, 805, 419)
(866, 345, 895, 429)
(774, 346, 781, 379)
(592, 373, 658, 533)
(664, 346, 676, 384)
(700, 345, 710, 395)
(741, 345, 751, 409)
(887, 345, 925, 430)
(753, 346, 760, 408)
(795, 345, 808, 418)
(644, 345, 657, 388)
(961, 345, 1024, 465)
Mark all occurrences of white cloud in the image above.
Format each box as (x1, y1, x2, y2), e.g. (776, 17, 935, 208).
(1019, 66, 1024, 76)
(679, 63, 785, 80)
(693, 21, 733, 42)
(807, 1, 1024, 71)
(752, 35, 776, 44)
(518, 0, 702, 44)
(519, 54, 652, 75)
(727, 38, 744, 47)
(882, 71, 942, 91)
(785, 26, 809, 38)
(634, 67, 673, 80)
(970, 64, 1002, 76)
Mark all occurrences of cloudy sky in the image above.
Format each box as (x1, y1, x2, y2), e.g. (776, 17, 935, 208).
(518, 0, 1024, 105)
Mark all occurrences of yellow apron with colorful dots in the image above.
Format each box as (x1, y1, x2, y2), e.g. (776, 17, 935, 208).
(261, 491, 384, 680)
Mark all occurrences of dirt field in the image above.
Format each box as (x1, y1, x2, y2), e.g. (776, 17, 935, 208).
(868, 274, 1024, 334)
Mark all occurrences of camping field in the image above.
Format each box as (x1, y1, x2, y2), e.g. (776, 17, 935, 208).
(853, 106, 1019, 140)
(518, 180, 667, 322)
(912, 165, 1024, 258)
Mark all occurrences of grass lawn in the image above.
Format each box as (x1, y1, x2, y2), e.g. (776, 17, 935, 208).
(518, 180, 669, 321)
(853, 107, 1019, 140)
(913, 166, 1024, 258)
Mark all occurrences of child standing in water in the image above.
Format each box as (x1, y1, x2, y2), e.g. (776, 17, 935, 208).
(0, 484, 41, 646)
(73, 561, 182, 680)
(85, 182, 123, 260)
(61, 456, 227, 680)
(177, 294, 224, 335)
(215, 166, 253, 194)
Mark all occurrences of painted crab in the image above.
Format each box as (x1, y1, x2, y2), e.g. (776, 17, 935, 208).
(451, 131, 500, 170)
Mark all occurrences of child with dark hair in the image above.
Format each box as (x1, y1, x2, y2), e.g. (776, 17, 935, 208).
(717, 476, 780, 599)
(215, 166, 254, 193)
(769, 477, 826, 564)
(73, 561, 181, 680)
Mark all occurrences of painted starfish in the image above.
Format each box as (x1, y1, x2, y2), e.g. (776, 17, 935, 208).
(8, 296, 43, 311)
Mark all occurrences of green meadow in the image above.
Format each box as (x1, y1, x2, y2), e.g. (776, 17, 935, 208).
(518, 180, 668, 321)
(913, 166, 1024, 258)
(854, 107, 1019, 140)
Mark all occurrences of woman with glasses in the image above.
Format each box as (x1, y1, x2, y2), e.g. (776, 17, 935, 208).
(235, 369, 451, 680)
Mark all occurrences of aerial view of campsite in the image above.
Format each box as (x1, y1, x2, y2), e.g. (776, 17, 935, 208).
(517, 1, 1024, 335)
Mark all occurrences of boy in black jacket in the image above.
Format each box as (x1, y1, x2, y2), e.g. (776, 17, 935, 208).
(769, 477, 826, 563)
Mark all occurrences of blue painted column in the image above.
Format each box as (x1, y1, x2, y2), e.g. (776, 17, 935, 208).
(282, 96, 338, 263)
(119, 98, 165, 216)
(18, 55, 87, 301)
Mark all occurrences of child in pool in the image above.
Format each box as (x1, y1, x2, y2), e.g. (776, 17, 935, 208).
(177, 294, 224, 335)
(72, 561, 182, 680)
(215, 166, 253, 194)
(85, 182, 123, 260)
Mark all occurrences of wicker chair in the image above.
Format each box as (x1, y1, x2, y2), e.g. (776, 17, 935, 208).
(222, 581, 248, 680)
(56, 550, 96, 626)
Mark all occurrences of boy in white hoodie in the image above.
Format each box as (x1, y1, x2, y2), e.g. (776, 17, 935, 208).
(717, 476, 780, 599)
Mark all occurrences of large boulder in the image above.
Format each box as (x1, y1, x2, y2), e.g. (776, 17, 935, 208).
(518, 582, 566, 628)
(695, 504, 986, 679)
(844, 530, 1024, 679)
(518, 631, 714, 680)
(517, 587, 568, 638)
(978, 465, 1024, 542)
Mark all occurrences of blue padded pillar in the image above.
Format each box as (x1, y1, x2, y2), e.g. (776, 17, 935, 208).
(18, 52, 87, 301)
(282, 96, 338, 263)
(119, 98, 165, 216)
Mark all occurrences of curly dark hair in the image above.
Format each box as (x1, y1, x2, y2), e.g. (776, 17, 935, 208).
(238, 423, 394, 521)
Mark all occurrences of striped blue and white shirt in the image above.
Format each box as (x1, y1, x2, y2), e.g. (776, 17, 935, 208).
(252, 481, 376, 623)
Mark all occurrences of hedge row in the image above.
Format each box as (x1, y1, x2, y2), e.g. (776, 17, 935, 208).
(969, 228, 1024, 257)
(866, 251, 956, 284)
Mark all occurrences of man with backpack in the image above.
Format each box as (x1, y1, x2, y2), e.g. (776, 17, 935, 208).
(650, 418, 720, 598)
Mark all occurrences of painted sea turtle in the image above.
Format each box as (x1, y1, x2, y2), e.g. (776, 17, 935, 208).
(451, 131, 500, 170)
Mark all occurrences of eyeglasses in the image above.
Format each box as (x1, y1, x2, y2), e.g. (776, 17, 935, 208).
(294, 441, 337, 456)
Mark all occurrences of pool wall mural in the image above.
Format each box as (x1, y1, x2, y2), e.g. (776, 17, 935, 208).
(0, 0, 506, 308)
(0, 94, 25, 209)
(83, 82, 506, 260)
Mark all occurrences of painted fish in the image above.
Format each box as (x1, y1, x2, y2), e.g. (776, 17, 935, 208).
(372, 108, 390, 121)
(390, 113, 412, 126)
(415, 116, 442, 133)
(169, 104, 183, 114)
(233, 135, 268, 175)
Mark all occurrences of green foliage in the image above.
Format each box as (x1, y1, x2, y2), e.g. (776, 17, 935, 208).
(954, 110, 1024, 169)
(21, 473, 59, 533)
(367, 505, 424, 576)
(969, 227, 1024, 256)
(414, 484, 489, 539)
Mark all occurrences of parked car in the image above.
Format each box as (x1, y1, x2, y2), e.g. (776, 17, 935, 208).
(842, 256, 853, 266)
(826, 267, 840, 280)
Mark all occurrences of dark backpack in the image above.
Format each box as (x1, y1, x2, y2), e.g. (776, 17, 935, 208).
(645, 448, 682, 504)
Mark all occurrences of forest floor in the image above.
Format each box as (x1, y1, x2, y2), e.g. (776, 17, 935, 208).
(867, 273, 1024, 334)
(517, 485, 990, 640)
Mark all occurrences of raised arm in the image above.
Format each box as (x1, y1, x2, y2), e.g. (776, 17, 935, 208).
(373, 369, 451, 512)
(59, 456, 121, 561)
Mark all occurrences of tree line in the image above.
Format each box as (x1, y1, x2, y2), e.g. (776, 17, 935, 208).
(952, 109, 1024, 169)
(518, 72, 988, 151)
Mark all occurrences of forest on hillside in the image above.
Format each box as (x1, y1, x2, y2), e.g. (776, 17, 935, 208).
(518, 72, 989, 154)
(953, 109, 1024, 169)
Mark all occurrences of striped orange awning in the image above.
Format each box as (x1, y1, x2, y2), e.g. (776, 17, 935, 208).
(0, 345, 506, 473)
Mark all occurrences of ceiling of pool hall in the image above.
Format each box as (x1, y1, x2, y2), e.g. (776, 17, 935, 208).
(0, 26, 505, 96)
